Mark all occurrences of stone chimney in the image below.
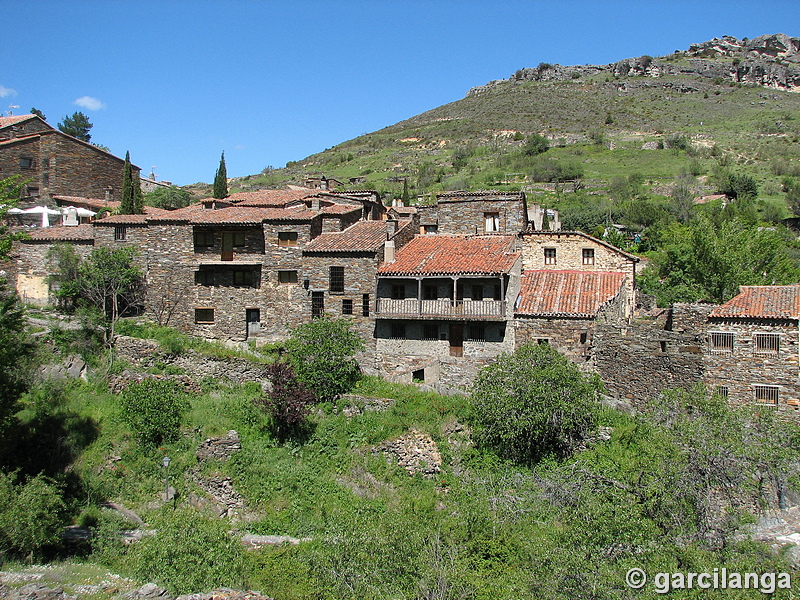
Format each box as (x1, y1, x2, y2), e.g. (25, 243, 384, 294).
(384, 239, 396, 263)
(311, 197, 321, 210)
(549, 209, 562, 231)
(528, 203, 543, 230)
(386, 219, 398, 236)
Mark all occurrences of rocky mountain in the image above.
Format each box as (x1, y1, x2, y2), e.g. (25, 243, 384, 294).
(469, 34, 800, 96)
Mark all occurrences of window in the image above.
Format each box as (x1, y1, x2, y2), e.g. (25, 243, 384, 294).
(342, 299, 353, 315)
(42, 158, 50, 169)
(484, 212, 500, 233)
(329, 266, 345, 293)
(278, 231, 298, 247)
(195, 270, 214, 285)
(754, 333, 780, 354)
(233, 232, 246, 247)
(544, 248, 557, 265)
(362, 294, 370, 317)
(42, 173, 49, 186)
(114, 226, 127, 241)
(754, 385, 779, 406)
(194, 231, 215, 247)
(716, 386, 729, 399)
(467, 324, 486, 342)
(390, 323, 407, 340)
(710, 332, 734, 352)
(194, 308, 215, 324)
(423, 285, 437, 300)
(311, 291, 324, 318)
(422, 323, 439, 340)
(423, 224, 438, 235)
(391, 284, 405, 300)
(233, 270, 254, 287)
(278, 270, 298, 284)
(537, 338, 549, 345)
(19, 157, 34, 169)
(582, 248, 595, 265)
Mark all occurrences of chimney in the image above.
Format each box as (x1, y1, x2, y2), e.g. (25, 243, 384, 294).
(311, 197, 321, 210)
(386, 219, 398, 236)
(528, 203, 543, 230)
(384, 239, 396, 264)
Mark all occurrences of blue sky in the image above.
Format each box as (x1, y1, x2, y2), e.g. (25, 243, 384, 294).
(2, 1, 797, 186)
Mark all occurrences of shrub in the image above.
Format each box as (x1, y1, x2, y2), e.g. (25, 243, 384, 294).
(522, 133, 550, 156)
(286, 316, 364, 401)
(0, 472, 66, 557)
(255, 362, 316, 441)
(469, 343, 602, 464)
(120, 379, 190, 446)
(129, 510, 248, 594)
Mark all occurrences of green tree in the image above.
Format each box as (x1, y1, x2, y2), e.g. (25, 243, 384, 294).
(470, 343, 602, 465)
(0, 473, 66, 557)
(638, 216, 800, 305)
(286, 316, 364, 401)
(0, 281, 37, 432)
(57, 111, 92, 142)
(213, 152, 228, 199)
(144, 185, 192, 210)
(522, 132, 550, 156)
(29, 107, 46, 121)
(120, 151, 135, 214)
(0, 177, 27, 259)
(120, 379, 190, 446)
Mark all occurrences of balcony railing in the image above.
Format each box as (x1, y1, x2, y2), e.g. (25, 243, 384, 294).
(376, 298, 506, 318)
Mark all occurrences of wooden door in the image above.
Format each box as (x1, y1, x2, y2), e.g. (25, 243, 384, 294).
(221, 233, 234, 261)
(449, 324, 463, 357)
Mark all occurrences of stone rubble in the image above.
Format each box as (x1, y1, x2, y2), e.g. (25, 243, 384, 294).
(375, 429, 442, 478)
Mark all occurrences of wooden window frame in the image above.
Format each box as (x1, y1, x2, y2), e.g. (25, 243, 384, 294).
(329, 266, 345, 293)
(114, 226, 128, 241)
(194, 307, 215, 324)
(754, 333, 780, 354)
(544, 247, 557, 265)
(277, 231, 299, 247)
(754, 384, 779, 406)
(278, 270, 298, 285)
(582, 248, 595, 265)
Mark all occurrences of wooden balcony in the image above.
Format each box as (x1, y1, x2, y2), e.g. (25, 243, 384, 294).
(375, 298, 506, 319)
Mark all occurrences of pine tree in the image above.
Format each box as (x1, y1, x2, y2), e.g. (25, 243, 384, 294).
(120, 151, 134, 214)
(57, 112, 92, 142)
(213, 152, 228, 199)
(30, 108, 46, 121)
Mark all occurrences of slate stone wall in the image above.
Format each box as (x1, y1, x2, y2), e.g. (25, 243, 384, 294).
(428, 194, 527, 235)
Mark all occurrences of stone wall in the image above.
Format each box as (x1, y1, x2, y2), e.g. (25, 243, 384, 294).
(703, 318, 800, 415)
(11, 239, 93, 305)
(429, 193, 527, 235)
(594, 303, 714, 408)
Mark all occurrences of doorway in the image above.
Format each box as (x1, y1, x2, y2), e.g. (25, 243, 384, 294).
(449, 323, 463, 357)
(246, 308, 260, 339)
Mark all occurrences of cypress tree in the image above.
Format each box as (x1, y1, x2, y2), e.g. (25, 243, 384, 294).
(133, 170, 144, 214)
(541, 206, 550, 231)
(401, 178, 410, 205)
(120, 151, 134, 214)
(213, 152, 228, 199)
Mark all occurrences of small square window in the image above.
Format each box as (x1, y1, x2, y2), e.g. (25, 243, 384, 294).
(582, 248, 595, 265)
(716, 386, 729, 399)
(194, 231, 215, 247)
(278, 232, 298, 247)
(278, 270, 298, 284)
(233, 270, 253, 287)
(195, 308, 215, 324)
(754, 385, 779, 406)
(19, 157, 34, 169)
(342, 299, 353, 315)
(114, 226, 127, 241)
(710, 332, 734, 352)
(754, 333, 780, 354)
(195, 270, 214, 285)
(423, 224, 438, 235)
(484, 212, 500, 232)
(544, 248, 556, 265)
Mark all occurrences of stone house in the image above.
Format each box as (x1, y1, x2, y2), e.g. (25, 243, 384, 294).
(374, 234, 522, 385)
(0, 114, 138, 202)
(417, 190, 530, 236)
(703, 285, 800, 414)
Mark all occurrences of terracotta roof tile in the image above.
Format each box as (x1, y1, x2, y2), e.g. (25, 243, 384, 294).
(52, 195, 120, 211)
(710, 285, 800, 319)
(378, 235, 519, 276)
(305, 221, 396, 253)
(25, 224, 94, 242)
(0, 115, 39, 128)
(218, 190, 318, 207)
(515, 270, 626, 318)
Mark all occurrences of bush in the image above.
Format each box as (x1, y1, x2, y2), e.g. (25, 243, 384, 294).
(286, 316, 364, 401)
(120, 379, 190, 446)
(469, 343, 602, 464)
(522, 133, 550, 156)
(0, 472, 66, 557)
(128, 510, 248, 594)
(255, 362, 316, 441)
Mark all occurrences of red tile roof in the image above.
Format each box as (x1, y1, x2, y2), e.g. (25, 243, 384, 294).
(710, 285, 800, 319)
(515, 270, 626, 318)
(52, 195, 121, 211)
(378, 235, 519, 276)
(225, 189, 318, 207)
(0, 115, 40, 128)
(305, 220, 402, 253)
(25, 225, 94, 242)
